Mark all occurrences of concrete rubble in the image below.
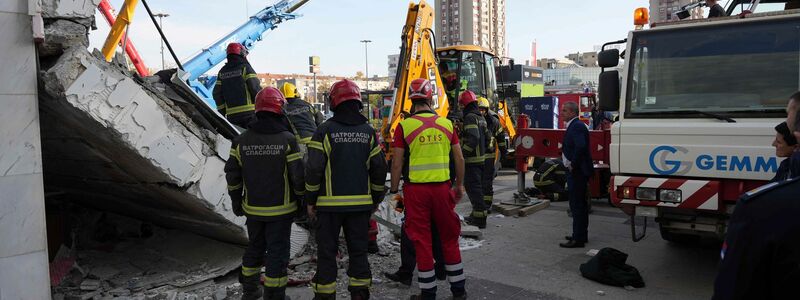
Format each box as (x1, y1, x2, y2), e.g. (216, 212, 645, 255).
(38, 0, 246, 244)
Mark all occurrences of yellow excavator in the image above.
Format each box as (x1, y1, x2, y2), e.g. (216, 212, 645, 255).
(382, 0, 516, 156)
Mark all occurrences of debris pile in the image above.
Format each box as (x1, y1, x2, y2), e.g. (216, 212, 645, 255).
(38, 0, 246, 244)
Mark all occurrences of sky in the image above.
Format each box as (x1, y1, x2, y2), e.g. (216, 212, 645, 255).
(90, 0, 648, 77)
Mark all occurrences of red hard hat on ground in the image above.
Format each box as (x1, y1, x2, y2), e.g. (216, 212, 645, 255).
(459, 90, 478, 107)
(409, 78, 433, 101)
(254, 87, 286, 115)
(328, 79, 361, 109)
(226, 43, 248, 56)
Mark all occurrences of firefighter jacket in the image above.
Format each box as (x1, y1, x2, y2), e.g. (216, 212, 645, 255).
(285, 97, 323, 143)
(225, 116, 304, 221)
(305, 109, 387, 212)
(397, 112, 456, 183)
(213, 55, 261, 123)
(485, 111, 507, 158)
(460, 104, 488, 165)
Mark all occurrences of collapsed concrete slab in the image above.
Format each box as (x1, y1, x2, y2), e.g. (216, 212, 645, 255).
(39, 45, 247, 243)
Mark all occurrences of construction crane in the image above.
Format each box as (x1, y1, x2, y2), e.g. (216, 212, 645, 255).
(178, 0, 311, 108)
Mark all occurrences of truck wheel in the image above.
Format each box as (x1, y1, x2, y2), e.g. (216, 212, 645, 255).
(658, 224, 697, 244)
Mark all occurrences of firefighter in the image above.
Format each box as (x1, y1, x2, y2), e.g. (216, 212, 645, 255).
(389, 78, 467, 300)
(477, 97, 507, 210)
(305, 79, 387, 300)
(280, 82, 323, 152)
(213, 43, 262, 130)
(224, 87, 304, 300)
(459, 90, 489, 229)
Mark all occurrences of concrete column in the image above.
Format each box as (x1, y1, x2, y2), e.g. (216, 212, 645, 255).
(0, 0, 51, 299)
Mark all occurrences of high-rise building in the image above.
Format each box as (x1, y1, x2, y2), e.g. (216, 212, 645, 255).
(649, 0, 704, 23)
(566, 52, 598, 68)
(435, 0, 506, 57)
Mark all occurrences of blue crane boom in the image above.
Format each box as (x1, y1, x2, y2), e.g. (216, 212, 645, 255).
(179, 0, 310, 107)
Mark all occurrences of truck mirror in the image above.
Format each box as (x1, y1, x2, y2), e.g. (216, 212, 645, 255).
(598, 49, 620, 68)
(598, 70, 620, 111)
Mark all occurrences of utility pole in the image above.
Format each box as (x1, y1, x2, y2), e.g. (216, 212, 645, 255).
(154, 12, 169, 70)
(360, 40, 371, 91)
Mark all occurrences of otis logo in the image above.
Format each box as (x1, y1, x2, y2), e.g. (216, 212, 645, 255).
(648, 145, 778, 176)
(418, 134, 444, 144)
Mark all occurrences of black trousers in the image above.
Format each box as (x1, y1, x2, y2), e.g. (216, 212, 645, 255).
(465, 163, 486, 214)
(482, 157, 496, 207)
(399, 221, 445, 276)
(313, 211, 372, 294)
(568, 172, 589, 243)
(242, 218, 292, 290)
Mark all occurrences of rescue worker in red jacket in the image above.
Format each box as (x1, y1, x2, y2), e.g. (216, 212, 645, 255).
(305, 79, 387, 300)
(225, 87, 304, 300)
(459, 90, 490, 228)
(390, 78, 467, 300)
(213, 43, 262, 129)
(478, 97, 506, 210)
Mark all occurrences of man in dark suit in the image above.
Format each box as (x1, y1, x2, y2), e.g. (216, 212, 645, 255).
(560, 102, 594, 248)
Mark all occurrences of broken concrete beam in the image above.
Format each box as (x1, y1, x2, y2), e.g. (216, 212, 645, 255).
(79, 279, 101, 291)
(41, 0, 101, 19)
(39, 46, 246, 243)
(460, 225, 483, 239)
(40, 19, 92, 58)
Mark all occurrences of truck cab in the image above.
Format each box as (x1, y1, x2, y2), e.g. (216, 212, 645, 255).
(598, 6, 798, 241)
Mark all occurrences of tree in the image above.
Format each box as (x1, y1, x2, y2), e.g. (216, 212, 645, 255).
(355, 71, 364, 79)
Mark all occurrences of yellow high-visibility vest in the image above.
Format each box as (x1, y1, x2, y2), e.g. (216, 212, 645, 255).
(400, 113, 454, 183)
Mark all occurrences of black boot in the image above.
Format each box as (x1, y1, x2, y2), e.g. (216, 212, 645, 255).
(464, 215, 486, 229)
(263, 287, 290, 300)
(349, 288, 370, 300)
(313, 293, 336, 300)
(367, 240, 379, 254)
(384, 271, 412, 286)
(239, 273, 263, 300)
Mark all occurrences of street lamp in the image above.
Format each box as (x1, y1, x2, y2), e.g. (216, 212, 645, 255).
(360, 40, 372, 91)
(154, 12, 170, 70)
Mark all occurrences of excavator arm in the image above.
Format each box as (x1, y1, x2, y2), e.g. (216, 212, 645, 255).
(382, 0, 449, 149)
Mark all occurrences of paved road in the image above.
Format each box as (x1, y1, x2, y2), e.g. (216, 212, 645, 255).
(287, 170, 721, 299)
(450, 171, 720, 300)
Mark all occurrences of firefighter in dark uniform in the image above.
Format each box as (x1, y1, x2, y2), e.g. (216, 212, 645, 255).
(305, 79, 387, 300)
(478, 97, 507, 210)
(213, 43, 262, 130)
(280, 82, 323, 151)
(712, 177, 800, 299)
(459, 90, 489, 228)
(225, 87, 304, 300)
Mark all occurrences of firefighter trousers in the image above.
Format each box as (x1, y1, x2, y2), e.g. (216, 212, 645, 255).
(312, 211, 372, 296)
(466, 163, 486, 216)
(404, 182, 466, 299)
(482, 157, 496, 209)
(241, 218, 292, 296)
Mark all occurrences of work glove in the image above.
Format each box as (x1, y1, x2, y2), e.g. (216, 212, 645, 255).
(229, 193, 245, 216)
(231, 202, 244, 217)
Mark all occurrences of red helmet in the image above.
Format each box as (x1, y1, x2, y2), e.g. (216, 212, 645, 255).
(226, 43, 249, 56)
(328, 79, 361, 109)
(459, 90, 478, 107)
(254, 87, 286, 115)
(409, 78, 433, 101)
